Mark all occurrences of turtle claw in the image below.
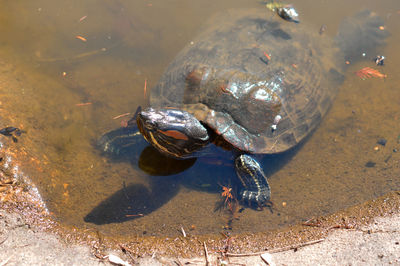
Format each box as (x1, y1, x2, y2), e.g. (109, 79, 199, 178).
(240, 188, 271, 206)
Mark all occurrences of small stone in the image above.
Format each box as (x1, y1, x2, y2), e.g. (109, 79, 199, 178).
(365, 161, 376, 168)
(374, 146, 379, 151)
(282, 201, 287, 207)
(377, 138, 387, 146)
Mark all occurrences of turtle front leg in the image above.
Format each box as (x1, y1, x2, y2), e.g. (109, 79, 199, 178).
(235, 154, 271, 206)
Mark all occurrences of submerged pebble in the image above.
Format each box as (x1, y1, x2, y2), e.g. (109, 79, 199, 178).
(377, 138, 387, 146)
(365, 161, 376, 168)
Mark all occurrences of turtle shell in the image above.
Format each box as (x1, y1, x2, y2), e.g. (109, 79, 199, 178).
(149, 9, 343, 154)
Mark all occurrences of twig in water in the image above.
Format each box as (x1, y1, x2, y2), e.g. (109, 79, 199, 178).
(180, 226, 186, 237)
(75, 102, 92, 106)
(125, 214, 143, 217)
(113, 113, 131, 120)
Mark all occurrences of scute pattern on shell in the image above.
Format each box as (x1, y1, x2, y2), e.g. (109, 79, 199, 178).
(150, 9, 342, 154)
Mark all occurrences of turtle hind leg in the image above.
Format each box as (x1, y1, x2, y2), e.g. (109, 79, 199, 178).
(235, 154, 271, 206)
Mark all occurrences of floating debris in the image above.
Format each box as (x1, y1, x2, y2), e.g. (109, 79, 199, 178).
(263, 51, 271, 61)
(112, 113, 131, 120)
(271, 114, 282, 132)
(180, 226, 187, 237)
(374, 55, 385, 66)
(266, 2, 299, 23)
(79, 15, 87, 22)
(276, 5, 299, 23)
(355, 67, 387, 79)
(75, 102, 92, 106)
(75, 35, 87, 42)
(221, 186, 234, 204)
(125, 213, 143, 217)
(319, 24, 327, 35)
(266, 1, 286, 12)
(144, 79, 148, 98)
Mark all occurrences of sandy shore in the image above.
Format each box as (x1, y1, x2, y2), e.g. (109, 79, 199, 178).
(0, 208, 398, 266)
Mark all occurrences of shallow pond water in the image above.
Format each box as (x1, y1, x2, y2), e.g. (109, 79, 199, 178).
(0, 0, 399, 238)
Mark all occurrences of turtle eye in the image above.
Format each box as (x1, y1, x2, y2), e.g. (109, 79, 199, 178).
(143, 119, 156, 130)
(137, 110, 160, 131)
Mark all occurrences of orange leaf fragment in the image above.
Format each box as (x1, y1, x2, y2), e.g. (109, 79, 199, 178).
(221, 186, 234, 203)
(355, 67, 387, 79)
(144, 79, 147, 98)
(79, 15, 87, 22)
(75, 35, 87, 42)
(263, 51, 271, 61)
(75, 102, 92, 106)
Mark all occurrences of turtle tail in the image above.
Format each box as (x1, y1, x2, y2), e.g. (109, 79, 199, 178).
(335, 10, 389, 63)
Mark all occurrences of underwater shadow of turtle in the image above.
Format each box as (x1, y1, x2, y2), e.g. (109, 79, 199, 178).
(89, 127, 196, 224)
(137, 146, 196, 176)
(84, 174, 181, 225)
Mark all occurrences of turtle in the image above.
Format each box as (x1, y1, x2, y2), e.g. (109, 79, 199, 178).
(99, 9, 387, 206)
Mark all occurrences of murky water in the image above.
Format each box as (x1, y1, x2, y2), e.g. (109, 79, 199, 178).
(0, 0, 399, 238)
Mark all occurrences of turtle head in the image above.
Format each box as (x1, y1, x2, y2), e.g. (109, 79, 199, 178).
(137, 107, 210, 158)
